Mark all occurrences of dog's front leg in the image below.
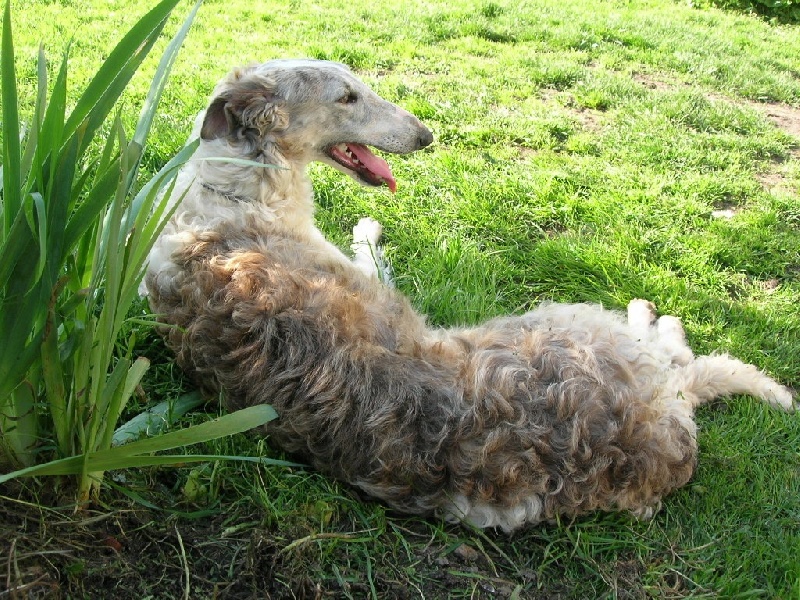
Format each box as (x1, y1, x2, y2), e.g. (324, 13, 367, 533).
(351, 217, 393, 286)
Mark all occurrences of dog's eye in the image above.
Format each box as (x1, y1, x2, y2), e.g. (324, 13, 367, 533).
(338, 92, 358, 104)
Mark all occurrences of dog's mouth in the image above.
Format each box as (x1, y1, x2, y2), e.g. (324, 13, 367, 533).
(326, 143, 397, 193)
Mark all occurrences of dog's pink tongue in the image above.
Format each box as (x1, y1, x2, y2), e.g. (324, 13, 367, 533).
(348, 143, 397, 193)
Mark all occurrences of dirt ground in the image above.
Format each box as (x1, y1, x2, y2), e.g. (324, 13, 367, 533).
(0, 480, 541, 600)
(3, 474, 661, 599)
(1, 485, 385, 599)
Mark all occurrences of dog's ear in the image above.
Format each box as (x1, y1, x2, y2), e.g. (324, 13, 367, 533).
(200, 96, 235, 140)
(200, 82, 279, 141)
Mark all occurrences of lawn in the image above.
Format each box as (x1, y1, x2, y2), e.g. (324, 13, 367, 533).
(2, 0, 800, 598)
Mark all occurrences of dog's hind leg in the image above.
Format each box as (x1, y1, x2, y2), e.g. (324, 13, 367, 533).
(352, 217, 394, 286)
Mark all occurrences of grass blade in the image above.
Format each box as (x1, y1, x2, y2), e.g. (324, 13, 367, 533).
(0, 201, 34, 290)
(62, 158, 124, 255)
(108, 404, 279, 458)
(27, 192, 47, 284)
(0, 404, 281, 482)
(1, 0, 21, 237)
(2, 453, 300, 480)
(96, 356, 151, 453)
(36, 45, 69, 190)
(19, 44, 47, 180)
(198, 156, 288, 169)
(41, 288, 69, 453)
(128, 139, 198, 226)
(1, 383, 37, 468)
(112, 391, 206, 447)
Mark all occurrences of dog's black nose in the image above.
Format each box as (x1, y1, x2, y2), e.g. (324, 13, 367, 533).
(418, 127, 434, 149)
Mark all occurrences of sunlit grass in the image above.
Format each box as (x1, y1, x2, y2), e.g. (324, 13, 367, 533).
(4, 0, 799, 596)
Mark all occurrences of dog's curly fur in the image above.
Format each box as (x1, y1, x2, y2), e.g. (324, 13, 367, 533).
(145, 59, 795, 532)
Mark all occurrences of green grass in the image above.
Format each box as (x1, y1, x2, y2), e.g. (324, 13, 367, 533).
(3, 0, 800, 597)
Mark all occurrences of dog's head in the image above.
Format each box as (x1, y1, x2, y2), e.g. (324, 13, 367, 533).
(199, 59, 433, 192)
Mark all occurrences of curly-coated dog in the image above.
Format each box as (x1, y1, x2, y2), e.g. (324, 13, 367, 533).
(145, 59, 795, 532)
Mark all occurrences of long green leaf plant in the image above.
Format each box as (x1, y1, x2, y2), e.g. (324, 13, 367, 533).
(0, 0, 279, 504)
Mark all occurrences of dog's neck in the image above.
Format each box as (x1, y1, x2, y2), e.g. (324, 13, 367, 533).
(199, 182, 251, 204)
(177, 138, 319, 237)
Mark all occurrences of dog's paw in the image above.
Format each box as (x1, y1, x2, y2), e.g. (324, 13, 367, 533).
(656, 315, 694, 366)
(353, 217, 383, 247)
(627, 299, 657, 337)
(351, 217, 393, 285)
(627, 299, 657, 322)
(656, 315, 685, 339)
(629, 501, 662, 521)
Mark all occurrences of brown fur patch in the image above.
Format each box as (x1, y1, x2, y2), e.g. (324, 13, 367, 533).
(149, 224, 696, 523)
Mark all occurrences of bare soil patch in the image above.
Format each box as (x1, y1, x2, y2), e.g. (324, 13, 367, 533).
(631, 72, 800, 139)
(758, 102, 800, 140)
(538, 88, 607, 134)
(632, 72, 800, 196)
(0, 482, 571, 599)
(1, 474, 669, 599)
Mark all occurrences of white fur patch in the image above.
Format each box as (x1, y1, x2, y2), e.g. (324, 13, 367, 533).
(444, 494, 545, 532)
(351, 217, 393, 285)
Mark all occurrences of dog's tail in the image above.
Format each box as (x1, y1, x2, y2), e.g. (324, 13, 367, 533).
(672, 354, 794, 411)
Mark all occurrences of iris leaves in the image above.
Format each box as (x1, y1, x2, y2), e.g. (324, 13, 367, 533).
(0, 0, 277, 503)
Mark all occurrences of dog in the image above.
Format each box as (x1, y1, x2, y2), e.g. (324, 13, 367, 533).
(145, 59, 795, 532)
